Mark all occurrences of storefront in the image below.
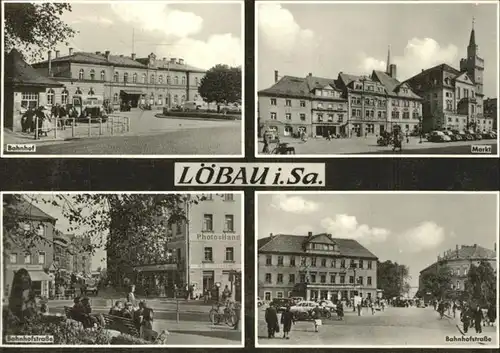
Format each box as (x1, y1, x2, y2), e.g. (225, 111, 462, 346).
(5, 264, 52, 298)
(133, 263, 180, 297)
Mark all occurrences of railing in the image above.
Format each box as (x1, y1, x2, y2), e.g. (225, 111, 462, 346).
(33, 115, 131, 140)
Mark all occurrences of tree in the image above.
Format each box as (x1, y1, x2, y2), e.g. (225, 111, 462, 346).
(419, 265, 452, 300)
(465, 261, 496, 307)
(377, 260, 410, 299)
(4, 2, 77, 62)
(198, 64, 242, 112)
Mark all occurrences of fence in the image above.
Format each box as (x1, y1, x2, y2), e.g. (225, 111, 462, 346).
(33, 115, 131, 140)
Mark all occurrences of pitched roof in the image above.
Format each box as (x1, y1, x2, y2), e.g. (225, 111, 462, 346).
(441, 245, 496, 261)
(34, 51, 205, 72)
(305, 75, 341, 92)
(258, 75, 311, 98)
(338, 72, 363, 86)
(372, 70, 422, 99)
(258, 233, 378, 259)
(14, 199, 57, 222)
(406, 63, 461, 82)
(5, 49, 64, 87)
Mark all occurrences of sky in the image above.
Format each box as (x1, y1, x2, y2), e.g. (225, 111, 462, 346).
(35, 1, 242, 69)
(257, 193, 498, 288)
(31, 195, 107, 271)
(257, 2, 498, 99)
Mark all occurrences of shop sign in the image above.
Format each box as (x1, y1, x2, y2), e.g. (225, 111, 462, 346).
(9, 264, 43, 271)
(196, 233, 240, 241)
(190, 263, 242, 270)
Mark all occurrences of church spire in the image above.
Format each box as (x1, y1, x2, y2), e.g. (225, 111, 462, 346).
(386, 45, 391, 74)
(469, 17, 476, 47)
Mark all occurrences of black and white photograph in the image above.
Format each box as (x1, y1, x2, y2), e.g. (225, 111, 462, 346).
(2, 1, 243, 157)
(1, 192, 244, 347)
(256, 1, 499, 156)
(255, 192, 499, 347)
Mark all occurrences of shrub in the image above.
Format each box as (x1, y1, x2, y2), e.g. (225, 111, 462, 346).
(9, 268, 37, 322)
(110, 334, 152, 345)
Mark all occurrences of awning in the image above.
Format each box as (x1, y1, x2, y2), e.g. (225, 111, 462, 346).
(28, 270, 52, 282)
(120, 90, 143, 95)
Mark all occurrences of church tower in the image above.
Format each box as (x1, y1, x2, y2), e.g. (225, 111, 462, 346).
(460, 18, 484, 96)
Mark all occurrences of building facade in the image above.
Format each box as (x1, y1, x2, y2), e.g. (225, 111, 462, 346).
(3, 200, 56, 298)
(258, 233, 378, 302)
(418, 243, 497, 302)
(484, 97, 498, 130)
(405, 25, 493, 132)
(127, 193, 242, 300)
(31, 48, 205, 110)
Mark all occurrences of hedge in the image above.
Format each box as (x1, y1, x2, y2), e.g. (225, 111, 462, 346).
(160, 110, 241, 120)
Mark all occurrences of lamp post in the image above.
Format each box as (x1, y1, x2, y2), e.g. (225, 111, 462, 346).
(418, 116, 423, 144)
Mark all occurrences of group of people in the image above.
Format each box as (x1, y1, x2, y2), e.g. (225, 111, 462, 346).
(108, 299, 154, 339)
(433, 299, 497, 334)
(20, 103, 79, 137)
(264, 303, 295, 339)
(69, 296, 105, 329)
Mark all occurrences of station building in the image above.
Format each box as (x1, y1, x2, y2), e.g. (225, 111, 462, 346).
(258, 232, 378, 302)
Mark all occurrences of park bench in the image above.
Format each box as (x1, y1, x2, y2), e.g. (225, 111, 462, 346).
(102, 313, 139, 337)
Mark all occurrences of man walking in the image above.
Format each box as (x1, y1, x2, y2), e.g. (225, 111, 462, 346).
(265, 303, 279, 338)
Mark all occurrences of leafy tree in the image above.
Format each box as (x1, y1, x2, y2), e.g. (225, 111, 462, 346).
(419, 265, 452, 300)
(377, 260, 411, 298)
(465, 261, 496, 307)
(198, 64, 242, 112)
(4, 2, 77, 61)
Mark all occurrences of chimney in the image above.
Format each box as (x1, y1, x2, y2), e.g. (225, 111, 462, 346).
(170, 58, 177, 64)
(162, 57, 166, 61)
(494, 242, 497, 252)
(105, 50, 110, 60)
(119, 54, 124, 58)
(48, 50, 52, 76)
(389, 64, 397, 79)
(327, 233, 332, 239)
(55, 50, 60, 58)
(308, 73, 312, 77)
(178, 58, 184, 65)
(474, 244, 477, 248)
(96, 51, 101, 55)
(269, 233, 274, 238)
(131, 53, 136, 60)
(69, 47, 73, 55)
(274, 70, 279, 83)
(307, 231, 313, 237)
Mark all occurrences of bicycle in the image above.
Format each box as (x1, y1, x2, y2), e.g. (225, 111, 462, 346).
(209, 303, 238, 326)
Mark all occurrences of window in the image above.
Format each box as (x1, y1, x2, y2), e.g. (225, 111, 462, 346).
(340, 259, 346, 268)
(113, 93, 118, 103)
(182, 76, 186, 85)
(290, 257, 296, 266)
(367, 277, 372, 285)
(24, 253, 31, 264)
(174, 76, 179, 84)
(203, 214, 213, 231)
(159, 75, 163, 84)
(101, 70, 105, 81)
(181, 95, 186, 103)
(265, 274, 271, 283)
(124, 72, 128, 83)
(114, 72, 119, 82)
(289, 274, 295, 283)
(321, 258, 326, 267)
(358, 260, 364, 269)
(47, 89, 55, 105)
(10, 253, 17, 264)
(37, 225, 44, 236)
(266, 255, 272, 266)
(38, 251, 46, 265)
(300, 101, 306, 107)
(331, 259, 336, 268)
(157, 94, 163, 105)
(349, 276, 355, 284)
(301, 257, 306, 266)
(21, 92, 39, 109)
(167, 76, 171, 84)
(358, 276, 363, 285)
(270, 98, 276, 105)
(150, 74, 155, 84)
(142, 73, 147, 83)
(317, 113, 323, 122)
(224, 194, 234, 201)
(225, 247, 234, 262)
(340, 275, 345, 284)
(174, 95, 178, 104)
(285, 113, 291, 120)
(299, 273, 306, 283)
(299, 113, 306, 121)
(79, 69, 84, 80)
(277, 256, 284, 266)
(277, 274, 283, 283)
(367, 261, 372, 269)
(277, 292, 284, 299)
(88, 88, 94, 96)
(270, 112, 277, 120)
(318, 103, 323, 109)
(204, 247, 213, 262)
(195, 77, 199, 86)
(330, 274, 336, 283)
(311, 257, 317, 267)
(327, 114, 334, 122)
(176, 222, 183, 234)
(320, 274, 326, 283)
(224, 215, 234, 232)
(285, 99, 291, 106)
(310, 273, 316, 283)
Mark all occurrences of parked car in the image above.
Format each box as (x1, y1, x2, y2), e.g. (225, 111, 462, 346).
(428, 131, 451, 142)
(257, 297, 264, 307)
(319, 300, 337, 311)
(289, 300, 318, 318)
(271, 298, 292, 313)
(474, 133, 483, 140)
(290, 297, 304, 305)
(443, 130, 458, 141)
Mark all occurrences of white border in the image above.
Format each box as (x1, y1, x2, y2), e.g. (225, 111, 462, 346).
(0, 191, 245, 348)
(254, 191, 500, 348)
(254, 0, 500, 158)
(1, 0, 245, 158)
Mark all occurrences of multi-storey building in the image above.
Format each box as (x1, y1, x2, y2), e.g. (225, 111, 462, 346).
(31, 48, 205, 110)
(69, 234, 92, 275)
(258, 232, 378, 302)
(114, 193, 242, 299)
(3, 200, 56, 298)
(484, 97, 497, 130)
(53, 231, 73, 273)
(258, 72, 348, 138)
(405, 24, 492, 132)
(418, 243, 497, 302)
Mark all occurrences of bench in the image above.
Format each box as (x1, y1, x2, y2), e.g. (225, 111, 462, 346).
(102, 314, 139, 337)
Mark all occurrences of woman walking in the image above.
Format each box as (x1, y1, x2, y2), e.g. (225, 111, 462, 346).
(281, 306, 294, 339)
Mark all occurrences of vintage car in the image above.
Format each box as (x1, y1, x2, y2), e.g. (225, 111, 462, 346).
(71, 95, 108, 122)
(428, 131, 451, 142)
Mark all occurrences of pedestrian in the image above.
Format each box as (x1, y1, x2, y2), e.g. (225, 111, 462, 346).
(453, 301, 458, 318)
(461, 305, 471, 333)
(265, 303, 279, 338)
(139, 300, 155, 341)
(262, 132, 270, 154)
(370, 300, 375, 315)
(312, 304, 322, 332)
(281, 306, 294, 339)
(336, 301, 344, 321)
(406, 131, 409, 144)
(487, 303, 496, 327)
(109, 301, 124, 316)
(473, 306, 483, 334)
(127, 285, 137, 308)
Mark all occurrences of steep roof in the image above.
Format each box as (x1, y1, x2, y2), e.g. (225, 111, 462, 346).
(373, 70, 422, 99)
(406, 63, 461, 82)
(305, 75, 341, 92)
(14, 199, 57, 222)
(258, 75, 311, 98)
(258, 234, 378, 259)
(5, 49, 64, 87)
(338, 72, 363, 87)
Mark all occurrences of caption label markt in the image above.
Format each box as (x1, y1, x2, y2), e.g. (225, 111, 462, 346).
(175, 163, 325, 187)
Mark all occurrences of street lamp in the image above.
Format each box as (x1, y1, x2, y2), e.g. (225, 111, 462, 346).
(418, 116, 423, 144)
